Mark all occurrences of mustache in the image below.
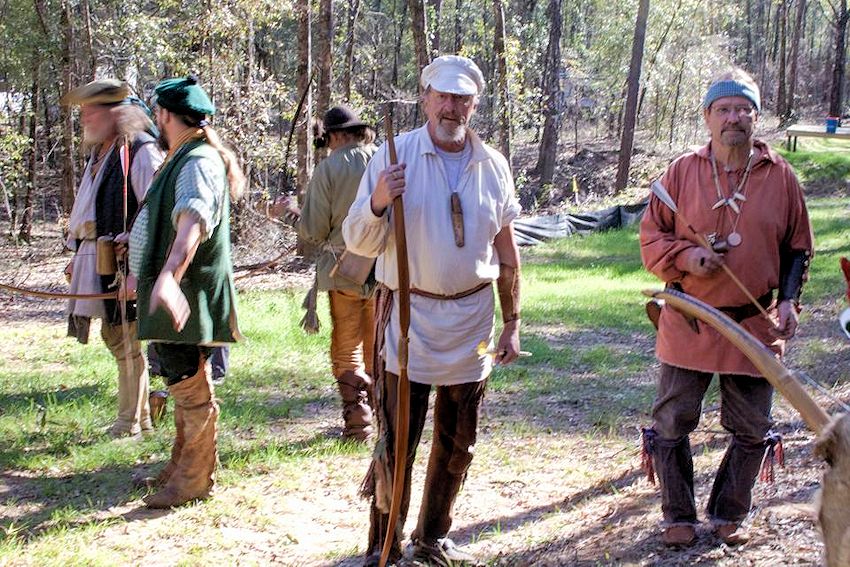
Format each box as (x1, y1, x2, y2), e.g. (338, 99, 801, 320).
(439, 114, 467, 125)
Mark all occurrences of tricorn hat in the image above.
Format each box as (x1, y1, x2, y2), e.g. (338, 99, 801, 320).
(60, 79, 130, 106)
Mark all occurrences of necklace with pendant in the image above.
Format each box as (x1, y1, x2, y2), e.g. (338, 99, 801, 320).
(710, 149, 754, 248)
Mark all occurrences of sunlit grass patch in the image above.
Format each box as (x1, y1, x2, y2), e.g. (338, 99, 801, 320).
(776, 137, 850, 183)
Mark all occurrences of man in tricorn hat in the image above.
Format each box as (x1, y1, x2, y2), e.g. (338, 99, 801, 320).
(128, 76, 244, 508)
(272, 105, 378, 441)
(344, 55, 522, 566)
(61, 78, 163, 438)
(640, 68, 814, 546)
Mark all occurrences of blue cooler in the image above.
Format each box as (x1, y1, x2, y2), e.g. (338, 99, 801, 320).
(827, 116, 840, 133)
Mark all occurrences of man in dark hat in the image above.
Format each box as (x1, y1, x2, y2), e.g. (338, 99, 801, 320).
(128, 76, 245, 508)
(61, 78, 163, 438)
(272, 105, 378, 441)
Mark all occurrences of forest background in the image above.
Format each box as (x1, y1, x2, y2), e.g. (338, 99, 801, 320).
(0, 0, 848, 237)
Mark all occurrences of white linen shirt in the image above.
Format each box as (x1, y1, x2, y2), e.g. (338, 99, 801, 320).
(67, 141, 163, 319)
(342, 124, 520, 386)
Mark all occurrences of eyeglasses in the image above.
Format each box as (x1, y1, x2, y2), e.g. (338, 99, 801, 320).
(711, 105, 756, 118)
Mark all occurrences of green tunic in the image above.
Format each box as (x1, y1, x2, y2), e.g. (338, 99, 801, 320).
(297, 142, 376, 293)
(136, 139, 240, 345)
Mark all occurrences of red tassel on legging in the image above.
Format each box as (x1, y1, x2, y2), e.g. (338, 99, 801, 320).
(641, 427, 657, 486)
(759, 433, 785, 484)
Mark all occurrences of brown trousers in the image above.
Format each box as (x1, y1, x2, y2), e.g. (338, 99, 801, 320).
(367, 372, 488, 558)
(328, 290, 375, 380)
(648, 363, 774, 526)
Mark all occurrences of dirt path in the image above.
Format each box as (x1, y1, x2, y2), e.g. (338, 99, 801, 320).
(2, 302, 844, 566)
(1, 207, 846, 565)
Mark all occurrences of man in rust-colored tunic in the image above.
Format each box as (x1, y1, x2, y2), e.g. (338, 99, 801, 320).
(640, 69, 813, 547)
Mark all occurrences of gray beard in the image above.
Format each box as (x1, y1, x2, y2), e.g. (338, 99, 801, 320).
(434, 122, 467, 145)
(82, 127, 107, 150)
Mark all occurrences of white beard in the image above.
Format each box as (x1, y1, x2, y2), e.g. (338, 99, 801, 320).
(82, 126, 108, 149)
(434, 120, 467, 145)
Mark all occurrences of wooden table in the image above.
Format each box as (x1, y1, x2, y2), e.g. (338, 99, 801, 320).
(785, 124, 850, 151)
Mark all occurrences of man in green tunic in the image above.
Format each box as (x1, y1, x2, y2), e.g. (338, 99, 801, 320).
(128, 76, 245, 508)
(273, 106, 378, 441)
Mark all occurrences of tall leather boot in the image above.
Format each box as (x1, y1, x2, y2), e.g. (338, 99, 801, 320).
(336, 370, 374, 442)
(144, 366, 219, 508)
(134, 403, 184, 489)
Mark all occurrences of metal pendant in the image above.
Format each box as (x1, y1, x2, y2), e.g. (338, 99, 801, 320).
(727, 231, 742, 247)
(712, 239, 729, 253)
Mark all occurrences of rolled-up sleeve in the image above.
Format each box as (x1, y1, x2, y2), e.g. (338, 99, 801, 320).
(342, 144, 392, 258)
(496, 154, 521, 227)
(172, 156, 225, 241)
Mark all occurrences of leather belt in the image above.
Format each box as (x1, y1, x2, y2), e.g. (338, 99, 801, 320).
(718, 291, 774, 323)
(410, 281, 491, 301)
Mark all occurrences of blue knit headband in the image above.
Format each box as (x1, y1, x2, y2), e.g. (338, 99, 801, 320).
(703, 80, 761, 113)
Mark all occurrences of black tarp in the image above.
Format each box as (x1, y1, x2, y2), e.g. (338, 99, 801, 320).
(513, 202, 649, 246)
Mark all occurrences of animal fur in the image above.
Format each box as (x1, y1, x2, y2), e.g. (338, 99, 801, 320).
(816, 413, 850, 567)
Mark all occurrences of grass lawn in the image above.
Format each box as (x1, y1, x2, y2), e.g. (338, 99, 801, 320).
(1, 141, 849, 565)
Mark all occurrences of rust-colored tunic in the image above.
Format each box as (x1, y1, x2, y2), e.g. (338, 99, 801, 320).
(640, 140, 814, 376)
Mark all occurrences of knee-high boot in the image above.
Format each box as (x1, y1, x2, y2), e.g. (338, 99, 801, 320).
(144, 366, 219, 508)
(337, 370, 374, 441)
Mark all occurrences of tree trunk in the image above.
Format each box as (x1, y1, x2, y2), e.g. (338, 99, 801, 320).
(668, 58, 685, 146)
(317, 0, 333, 117)
(315, 0, 333, 168)
(493, 0, 511, 165)
(409, 0, 430, 75)
(535, 0, 562, 185)
(296, 0, 314, 257)
(829, 0, 849, 116)
(636, 0, 680, 118)
(20, 58, 40, 243)
(614, 0, 649, 193)
(757, 0, 770, 94)
(342, 0, 361, 101)
(296, 0, 313, 195)
(787, 0, 807, 119)
(776, 0, 788, 118)
(454, 0, 463, 52)
(61, 0, 76, 215)
(429, 0, 442, 56)
(82, 0, 95, 78)
(247, 17, 256, 83)
(745, 0, 753, 63)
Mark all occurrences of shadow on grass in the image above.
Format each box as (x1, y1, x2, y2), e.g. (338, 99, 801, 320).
(0, 384, 102, 416)
(0, 465, 147, 543)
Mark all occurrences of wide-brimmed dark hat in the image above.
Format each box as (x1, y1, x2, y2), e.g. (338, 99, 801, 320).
(60, 79, 130, 106)
(323, 105, 369, 131)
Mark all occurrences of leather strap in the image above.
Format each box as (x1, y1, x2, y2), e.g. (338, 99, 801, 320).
(410, 281, 490, 301)
(718, 291, 774, 323)
(497, 263, 521, 323)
